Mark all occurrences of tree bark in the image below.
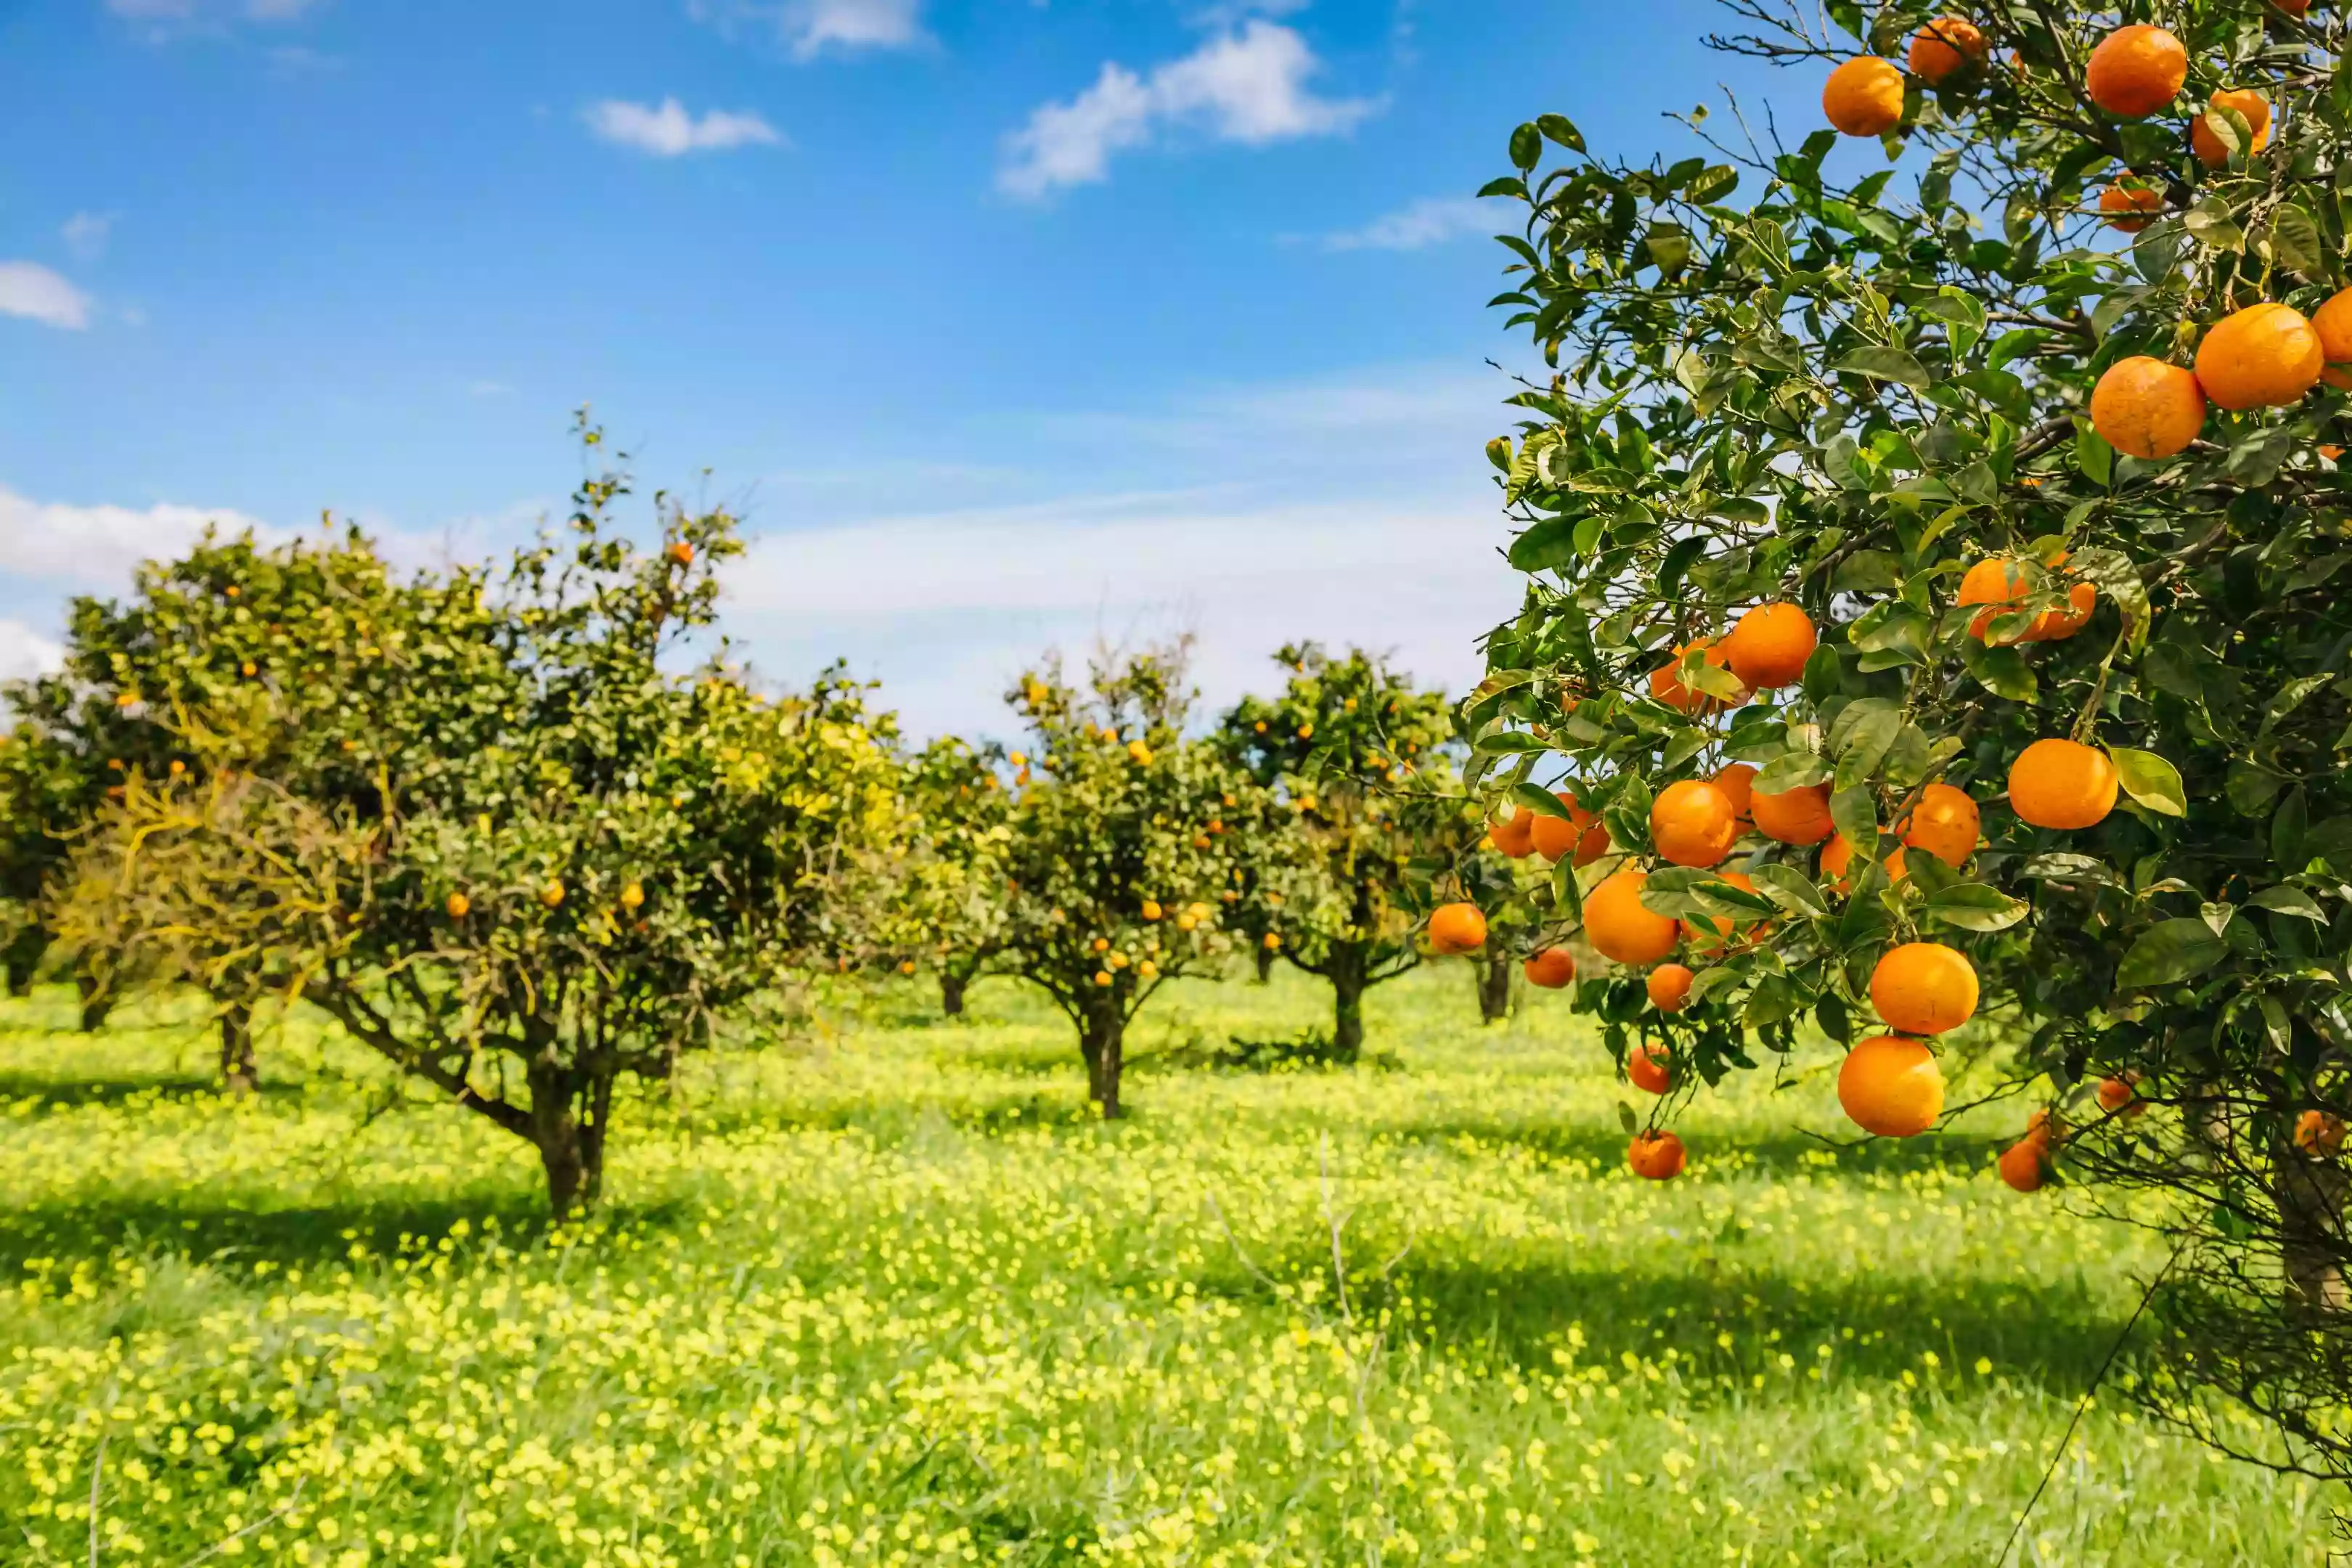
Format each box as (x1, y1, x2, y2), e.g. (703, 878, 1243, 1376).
(1253, 943, 1275, 984)
(1477, 951, 1516, 1025)
(1078, 1003, 1127, 1119)
(941, 971, 969, 1018)
(75, 968, 113, 1033)
(3, 925, 46, 997)
(219, 1002, 258, 1097)
(528, 1060, 612, 1220)
(1329, 944, 1367, 1065)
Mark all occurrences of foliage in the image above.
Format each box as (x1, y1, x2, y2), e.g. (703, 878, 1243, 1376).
(1474, 0, 2352, 1479)
(51, 423, 902, 1214)
(852, 734, 1016, 1014)
(992, 642, 1249, 1116)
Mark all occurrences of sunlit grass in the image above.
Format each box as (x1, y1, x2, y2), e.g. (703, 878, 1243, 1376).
(0, 966, 2333, 1565)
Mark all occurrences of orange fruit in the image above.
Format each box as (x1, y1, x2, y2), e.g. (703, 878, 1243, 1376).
(2008, 738, 2118, 830)
(1628, 1129, 1687, 1180)
(1712, 761, 1758, 826)
(1429, 902, 1487, 955)
(2084, 24, 2186, 118)
(2024, 580, 2098, 643)
(445, 891, 471, 920)
(2097, 183, 2164, 232)
(1870, 941, 1980, 1034)
(540, 880, 566, 910)
(1900, 782, 1981, 867)
(1908, 16, 1987, 83)
(2089, 356, 2205, 460)
(1683, 870, 1763, 951)
(1490, 807, 1539, 858)
(1751, 781, 1835, 846)
(1644, 968, 1693, 1018)
(1532, 791, 1611, 864)
(2296, 1109, 2346, 1155)
(1998, 1133, 2050, 1193)
(1651, 779, 1740, 867)
(1723, 602, 1818, 690)
(1824, 56, 1906, 136)
(2096, 1071, 2147, 1118)
(1649, 637, 1746, 714)
(1584, 867, 1681, 965)
(2312, 286, 2352, 389)
(1838, 1034, 1946, 1137)
(1957, 553, 2096, 645)
(2192, 88, 2272, 167)
(1820, 833, 1906, 892)
(1524, 948, 1577, 989)
(666, 540, 695, 567)
(2195, 303, 2324, 411)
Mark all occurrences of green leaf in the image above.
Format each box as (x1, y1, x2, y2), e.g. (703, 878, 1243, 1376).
(1508, 780, 1572, 819)
(1478, 176, 1529, 200)
(2115, 918, 2229, 990)
(1832, 347, 1932, 391)
(1689, 964, 1746, 1007)
(1476, 730, 1548, 755)
(1749, 862, 1832, 918)
(1617, 1099, 1638, 1135)
(1829, 785, 1876, 849)
(2184, 195, 2245, 253)
(2269, 202, 2324, 275)
(2074, 423, 2112, 489)
(1509, 123, 1543, 171)
(1922, 884, 2029, 932)
(1536, 114, 1586, 153)
(1661, 727, 1712, 769)
(2250, 885, 2327, 921)
(2110, 748, 2186, 817)
(1753, 749, 1832, 792)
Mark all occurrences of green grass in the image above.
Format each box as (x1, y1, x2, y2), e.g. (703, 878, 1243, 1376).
(0, 967, 2334, 1566)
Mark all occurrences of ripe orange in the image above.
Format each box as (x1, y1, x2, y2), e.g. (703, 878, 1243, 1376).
(1820, 833, 1906, 892)
(1824, 56, 1906, 136)
(2088, 356, 2205, 460)
(1958, 554, 2096, 645)
(445, 891, 471, 920)
(1900, 782, 1981, 867)
(1644, 967, 1693, 1017)
(1998, 1133, 2050, 1193)
(2313, 286, 2352, 388)
(1584, 867, 1681, 965)
(2008, 738, 2118, 830)
(1650, 637, 1746, 714)
(1870, 941, 1980, 1034)
(2097, 183, 2164, 232)
(1627, 1130, 1687, 1180)
(2085, 24, 2186, 118)
(1712, 761, 1757, 827)
(1490, 807, 1538, 858)
(1651, 780, 1740, 867)
(540, 880, 566, 910)
(2096, 1071, 2147, 1119)
(1838, 1034, 1947, 1138)
(666, 540, 695, 567)
(2296, 1109, 2347, 1156)
(1751, 780, 1835, 846)
(1532, 791, 1611, 864)
(1908, 16, 1987, 83)
(1683, 870, 1763, 951)
(1724, 603, 1818, 690)
(2195, 303, 2324, 411)
(1524, 948, 1576, 989)
(1429, 902, 1488, 955)
(2192, 88, 2272, 167)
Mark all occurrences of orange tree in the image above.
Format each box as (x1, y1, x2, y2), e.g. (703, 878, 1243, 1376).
(993, 643, 1246, 1116)
(857, 732, 1015, 1015)
(53, 424, 902, 1215)
(1214, 643, 1463, 1058)
(1477, 0, 2352, 1473)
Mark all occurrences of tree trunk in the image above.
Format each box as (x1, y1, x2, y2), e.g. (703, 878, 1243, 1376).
(219, 1003, 258, 1097)
(1329, 945, 1366, 1065)
(2280, 1154, 2349, 1313)
(3, 926, 46, 998)
(941, 971, 969, 1018)
(1079, 1004, 1127, 1119)
(528, 1061, 612, 1220)
(1477, 952, 1515, 1025)
(1253, 943, 1275, 984)
(75, 969, 113, 1033)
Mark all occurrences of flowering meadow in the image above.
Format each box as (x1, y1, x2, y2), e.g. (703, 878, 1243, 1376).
(0, 971, 2332, 1567)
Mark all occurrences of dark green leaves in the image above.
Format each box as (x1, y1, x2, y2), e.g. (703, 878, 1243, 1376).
(2115, 918, 2229, 990)
(1509, 123, 1543, 172)
(1921, 884, 2028, 932)
(1831, 347, 1933, 391)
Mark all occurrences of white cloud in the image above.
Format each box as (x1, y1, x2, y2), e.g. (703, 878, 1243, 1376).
(999, 20, 1379, 200)
(105, 0, 323, 29)
(0, 263, 93, 330)
(689, 0, 928, 60)
(0, 621, 65, 687)
(0, 488, 279, 589)
(61, 213, 113, 261)
(1323, 195, 1491, 252)
(584, 97, 785, 157)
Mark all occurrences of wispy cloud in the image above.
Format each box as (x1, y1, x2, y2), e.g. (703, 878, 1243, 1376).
(0, 263, 93, 330)
(0, 487, 278, 588)
(1322, 195, 1491, 252)
(61, 213, 114, 261)
(584, 97, 785, 157)
(0, 621, 65, 687)
(105, 0, 325, 35)
(467, 380, 517, 399)
(1000, 20, 1379, 200)
(690, 0, 929, 61)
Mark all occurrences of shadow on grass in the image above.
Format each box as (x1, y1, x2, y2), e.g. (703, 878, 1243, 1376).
(0, 1069, 306, 1111)
(1377, 1112, 2000, 1180)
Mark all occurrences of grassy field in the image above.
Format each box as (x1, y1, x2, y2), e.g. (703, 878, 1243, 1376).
(0, 966, 2335, 1567)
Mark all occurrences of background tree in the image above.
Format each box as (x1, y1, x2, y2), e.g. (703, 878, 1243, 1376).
(992, 642, 1245, 1116)
(858, 733, 1014, 1016)
(1471, 0, 2352, 1479)
(55, 424, 902, 1214)
(1217, 643, 1463, 1058)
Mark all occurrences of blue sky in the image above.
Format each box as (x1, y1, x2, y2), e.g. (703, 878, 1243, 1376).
(0, 0, 1800, 738)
